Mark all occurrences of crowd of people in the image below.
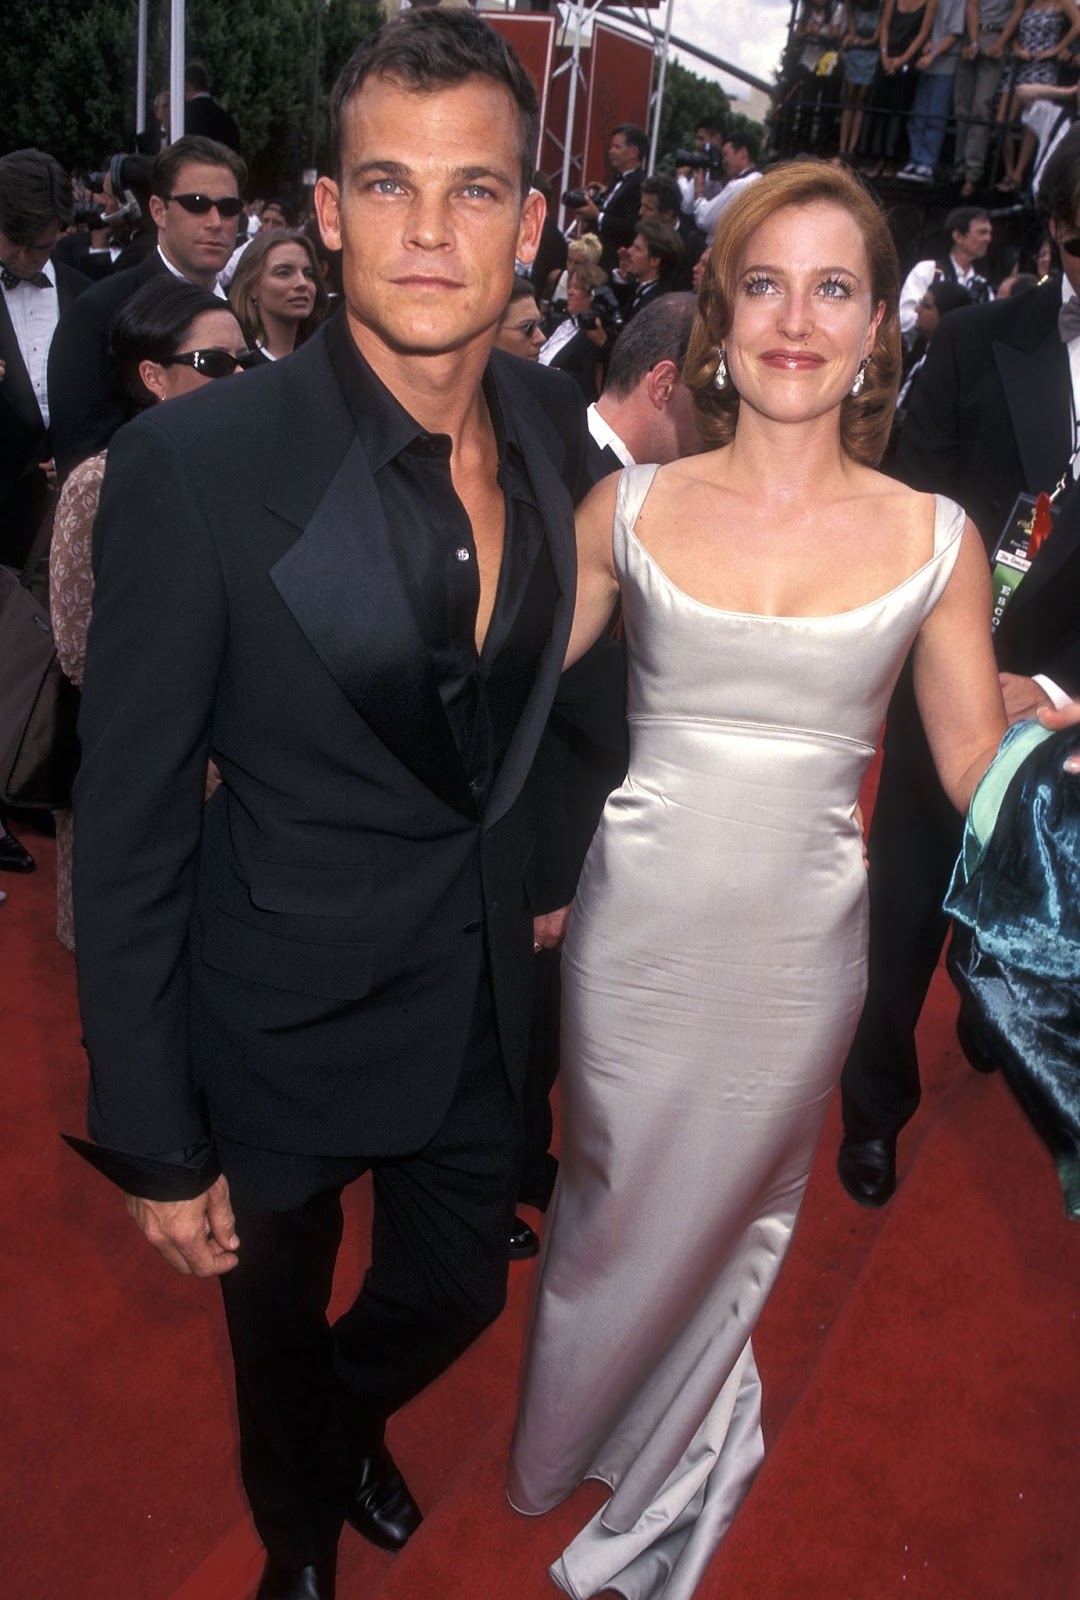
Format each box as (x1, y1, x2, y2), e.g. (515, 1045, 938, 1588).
(779, 0, 1080, 195)
(2, 9, 1078, 1600)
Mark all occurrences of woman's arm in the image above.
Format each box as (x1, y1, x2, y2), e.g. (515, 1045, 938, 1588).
(912, 517, 1008, 811)
(564, 473, 621, 670)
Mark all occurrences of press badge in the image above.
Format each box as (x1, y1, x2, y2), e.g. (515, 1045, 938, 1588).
(990, 491, 1056, 631)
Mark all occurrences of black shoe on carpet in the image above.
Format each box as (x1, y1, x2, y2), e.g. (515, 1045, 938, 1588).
(345, 1439, 422, 1552)
(255, 1555, 336, 1600)
(510, 1214, 540, 1260)
(837, 1134, 897, 1208)
(0, 832, 35, 872)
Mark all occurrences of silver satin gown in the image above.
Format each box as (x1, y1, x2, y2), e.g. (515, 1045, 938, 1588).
(507, 467, 966, 1600)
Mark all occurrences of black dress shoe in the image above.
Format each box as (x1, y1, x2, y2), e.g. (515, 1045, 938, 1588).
(255, 1556, 335, 1600)
(837, 1135, 897, 1208)
(345, 1440, 422, 1552)
(0, 832, 34, 872)
(509, 1214, 540, 1260)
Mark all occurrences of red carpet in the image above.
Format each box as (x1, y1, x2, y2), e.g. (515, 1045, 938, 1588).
(2, 807, 1078, 1600)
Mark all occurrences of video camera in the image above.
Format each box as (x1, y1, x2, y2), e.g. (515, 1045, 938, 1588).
(675, 142, 723, 178)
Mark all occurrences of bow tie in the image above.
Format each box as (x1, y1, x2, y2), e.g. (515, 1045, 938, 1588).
(1058, 297, 1080, 342)
(1, 267, 51, 290)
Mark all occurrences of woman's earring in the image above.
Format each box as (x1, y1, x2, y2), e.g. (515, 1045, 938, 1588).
(714, 348, 729, 391)
(850, 355, 870, 397)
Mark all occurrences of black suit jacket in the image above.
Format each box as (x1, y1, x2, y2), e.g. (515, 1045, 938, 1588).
(895, 281, 1080, 691)
(183, 95, 241, 153)
(598, 167, 644, 273)
(72, 327, 587, 1182)
(546, 325, 602, 401)
(0, 261, 89, 545)
(47, 249, 169, 478)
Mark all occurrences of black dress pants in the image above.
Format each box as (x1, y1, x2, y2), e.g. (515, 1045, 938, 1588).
(217, 977, 520, 1564)
(840, 671, 964, 1142)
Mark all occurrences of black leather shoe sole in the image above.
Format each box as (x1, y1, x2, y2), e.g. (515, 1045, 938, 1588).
(837, 1136, 897, 1208)
(509, 1215, 540, 1260)
(345, 1443, 422, 1552)
(255, 1556, 336, 1600)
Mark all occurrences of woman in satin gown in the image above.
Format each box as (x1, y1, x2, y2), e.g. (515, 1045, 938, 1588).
(507, 162, 1008, 1600)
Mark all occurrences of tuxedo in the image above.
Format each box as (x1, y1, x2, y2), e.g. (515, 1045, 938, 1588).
(70, 315, 588, 1559)
(0, 259, 89, 566)
(543, 323, 602, 400)
(841, 284, 1080, 1143)
(597, 165, 644, 273)
(48, 248, 169, 479)
(624, 276, 673, 324)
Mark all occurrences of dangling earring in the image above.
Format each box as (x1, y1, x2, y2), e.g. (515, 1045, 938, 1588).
(714, 347, 729, 391)
(850, 356, 870, 397)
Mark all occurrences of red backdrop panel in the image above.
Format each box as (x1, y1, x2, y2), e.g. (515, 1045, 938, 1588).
(583, 23, 654, 188)
(478, 12, 557, 166)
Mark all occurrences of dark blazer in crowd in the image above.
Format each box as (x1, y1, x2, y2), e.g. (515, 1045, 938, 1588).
(0, 259, 89, 565)
(51, 231, 117, 283)
(47, 248, 168, 478)
(530, 215, 568, 300)
(183, 94, 242, 154)
(598, 166, 644, 274)
(841, 282, 1080, 1146)
(70, 323, 590, 1187)
(543, 323, 605, 401)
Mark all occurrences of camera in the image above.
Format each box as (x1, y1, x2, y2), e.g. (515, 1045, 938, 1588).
(675, 144, 722, 177)
(72, 200, 108, 229)
(575, 285, 623, 337)
(562, 188, 589, 210)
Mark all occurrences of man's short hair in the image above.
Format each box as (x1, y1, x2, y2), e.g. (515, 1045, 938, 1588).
(614, 124, 649, 164)
(153, 136, 247, 198)
(946, 205, 990, 240)
(1038, 125, 1080, 225)
(329, 9, 539, 193)
(0, 148, 73, 241)
(634, 219, 684, 278)
(603, 291, 697, 398)
(641, 174, 682, 220)
(506, 273, 536, 307)
(185, 63, 211, 94)
(724, 128, 761, 166)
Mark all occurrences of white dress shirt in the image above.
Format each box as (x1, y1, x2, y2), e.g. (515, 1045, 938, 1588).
(5, 264, 60, 426)
(587, 404, 634, 467)
(537, 317, 579, 367)
(899, 253, 992, 344)
(692, 169, 762, 242)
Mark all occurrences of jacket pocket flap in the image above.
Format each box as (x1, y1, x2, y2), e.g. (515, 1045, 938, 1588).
(247, 859, 372, 917)
(202, 910, 374, 999)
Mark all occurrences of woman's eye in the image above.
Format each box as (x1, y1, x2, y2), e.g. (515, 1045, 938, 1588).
(820, 276, 853, 299)
(744, 275, 776, 296)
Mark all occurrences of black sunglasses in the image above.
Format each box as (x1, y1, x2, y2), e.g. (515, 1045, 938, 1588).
(164, 192, 246, 218)
(511, 319, 541, 338)
(161, 347, 258, 378)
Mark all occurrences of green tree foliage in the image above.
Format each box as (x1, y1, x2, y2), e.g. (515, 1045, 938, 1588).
(653, 58, 761, 169)
(0, 0, 380, 189)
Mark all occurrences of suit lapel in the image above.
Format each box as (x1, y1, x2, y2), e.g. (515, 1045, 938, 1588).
(483, 363, 577, 829)
(266, 341, 474, 817)
(993, 294, 1072, 501)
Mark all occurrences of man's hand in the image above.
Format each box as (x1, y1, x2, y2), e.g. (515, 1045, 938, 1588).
(39, 456, 57, 485)
(1038, 699, 1080, 770)
(999, 671, 1053, 723)
(533, 903, 572, 952)
(574, 198, 600, 224)
(126, 1173, 239, 1278)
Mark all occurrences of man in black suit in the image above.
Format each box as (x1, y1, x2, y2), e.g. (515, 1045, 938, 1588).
(47, 135, 245, 478)
(621, 219, 683, 324)
(837, 131, 1080, 1207)
(0, 149, 89, 568)
(183, 62, 242, 153)
(638, 173, 705, 290)
(572, 123, 647, 274)
(69, 14, 587, 1600)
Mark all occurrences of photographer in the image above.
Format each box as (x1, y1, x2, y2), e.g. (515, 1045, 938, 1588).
(693, 130, 763, 240)
(537, 261, 619, 399)
(675, 124, 725, 211)
(566, 124, 647, 273)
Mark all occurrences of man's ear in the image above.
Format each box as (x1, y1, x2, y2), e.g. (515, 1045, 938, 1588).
(646, 358, 680, 410)
(315, 177, 343, 253)
(148, 193, 167, 231)
(515, 187, 545, 267)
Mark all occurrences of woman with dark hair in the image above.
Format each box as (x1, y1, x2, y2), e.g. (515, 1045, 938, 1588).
(536, 260, 611, 397)
(229, 228, 327, 362)
(49, 276, 250, 950)
(508, 161, 1007, 1599)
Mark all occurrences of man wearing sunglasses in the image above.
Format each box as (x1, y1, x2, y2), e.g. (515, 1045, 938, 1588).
(837, 128, 1080, 1213)
(68, 13, 592, 1600)
(49, 134, 245, 478)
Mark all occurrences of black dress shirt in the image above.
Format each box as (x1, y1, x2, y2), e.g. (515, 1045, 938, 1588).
(324, 311, 546, 810)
